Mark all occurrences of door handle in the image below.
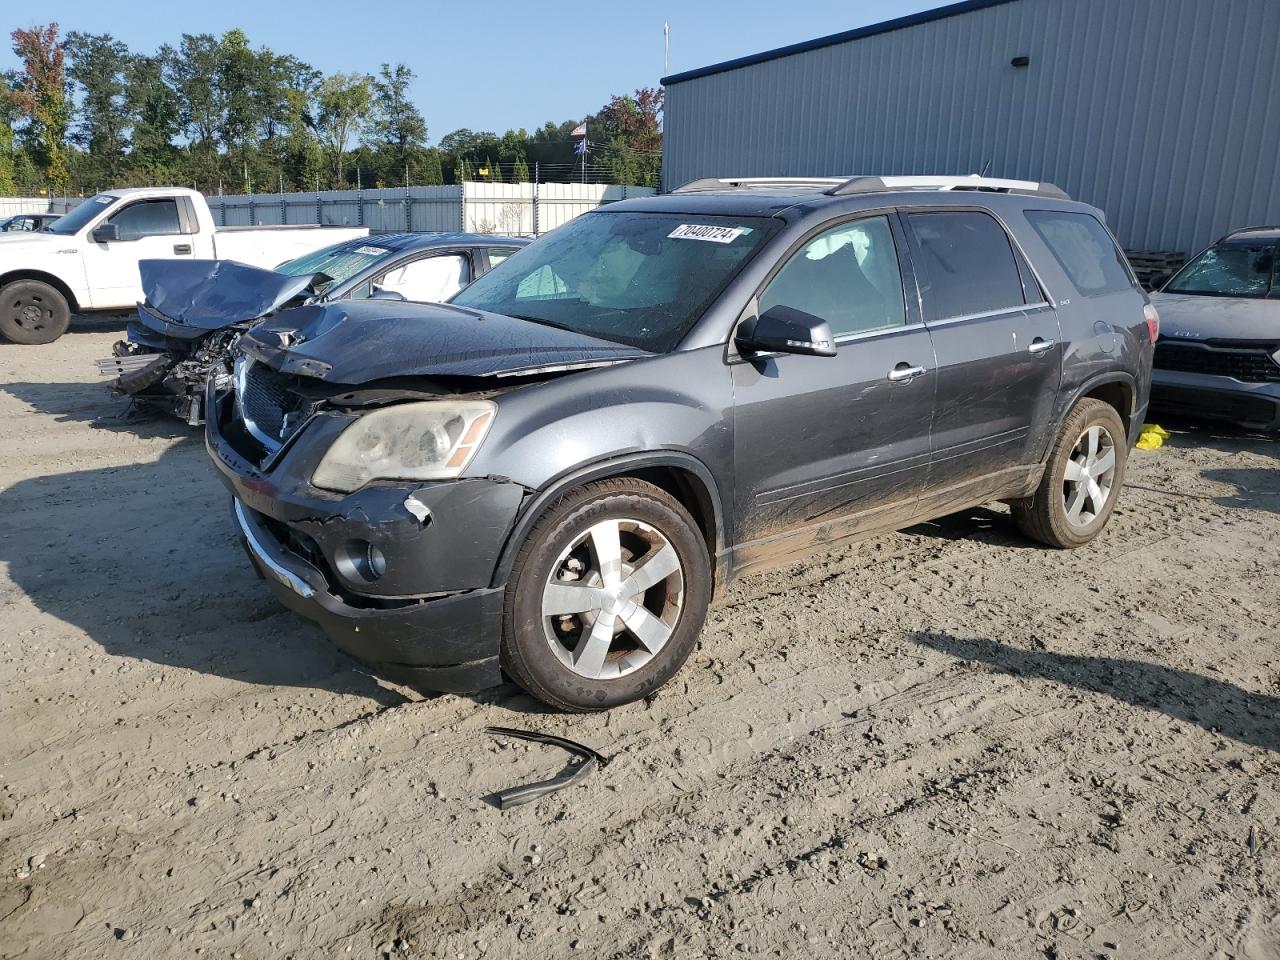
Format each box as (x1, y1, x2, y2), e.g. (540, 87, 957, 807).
(1028, 337, 1056, 354)
(173, 243, 192, 255)
(887, 363, 928, 382)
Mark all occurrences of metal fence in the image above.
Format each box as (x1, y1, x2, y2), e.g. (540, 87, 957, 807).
(0, 196, 81, 218)
(205, 181, 656, 235)
(0, 181, 656, 236)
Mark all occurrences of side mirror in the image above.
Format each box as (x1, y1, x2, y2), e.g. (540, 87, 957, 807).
(1146, 272, 1170, 292)
(91, 223, 120, 244)
(369, 285, 407, 302)
(735, 305, 836, 358)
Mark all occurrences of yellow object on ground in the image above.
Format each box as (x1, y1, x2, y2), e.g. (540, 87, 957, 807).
(1135, 423, 1170, 450)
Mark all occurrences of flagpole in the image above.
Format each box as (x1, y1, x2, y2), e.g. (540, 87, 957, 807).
(664, 22, 670, 76)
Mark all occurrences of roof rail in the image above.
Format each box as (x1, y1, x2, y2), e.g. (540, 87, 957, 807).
(827, 174, 1070, 200)
(671, 176, 847, 193)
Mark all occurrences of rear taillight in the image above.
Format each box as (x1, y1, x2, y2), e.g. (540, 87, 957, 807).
(1143, 303, 1160, 343)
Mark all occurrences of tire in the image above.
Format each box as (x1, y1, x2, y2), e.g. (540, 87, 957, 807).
(1012, 398, 1128, 548)
(501, 477, 712, 712)
(0, 280, 72, 345)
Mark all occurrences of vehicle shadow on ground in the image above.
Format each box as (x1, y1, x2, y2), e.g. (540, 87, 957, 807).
(2, 380, 193, 437)
(0, 434, 413, 708)
(905, 506, 1040, 549)
(1155, 416, 1280, 515)
(912, 631, 1279, 753)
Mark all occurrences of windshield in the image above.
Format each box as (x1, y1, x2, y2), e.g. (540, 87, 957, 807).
(1166, 239, 1278, 298)
(46, 194, 118, 235)
(451, 211, 778, 351)
(276, 240, 401, 293)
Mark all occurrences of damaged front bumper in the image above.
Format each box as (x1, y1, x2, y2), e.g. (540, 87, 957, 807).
(207, 398, 526, 692)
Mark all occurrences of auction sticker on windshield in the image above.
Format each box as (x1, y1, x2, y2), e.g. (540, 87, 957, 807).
(668, 224, 747, 243)
(354, 245, 391, 256)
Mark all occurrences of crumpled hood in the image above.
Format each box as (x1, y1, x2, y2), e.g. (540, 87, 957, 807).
(140, 258, 317, 330)
(1151, 291, 1280, 342)
(239, 298, 652, 383)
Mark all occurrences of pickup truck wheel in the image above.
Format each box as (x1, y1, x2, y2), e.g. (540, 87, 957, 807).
(502, 477, 711, 712)
(0, 280, 71, 344)
(1012, 398, 1127, 548)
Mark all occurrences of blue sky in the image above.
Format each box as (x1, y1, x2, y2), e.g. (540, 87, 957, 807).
(3, 0, 942, 143)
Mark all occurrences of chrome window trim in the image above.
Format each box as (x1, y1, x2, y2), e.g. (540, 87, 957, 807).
(832, 319, 928, 345)
(925, 305, 1034, 327)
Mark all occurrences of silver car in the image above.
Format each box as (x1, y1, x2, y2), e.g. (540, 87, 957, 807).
(1150, 226, 1280, 429)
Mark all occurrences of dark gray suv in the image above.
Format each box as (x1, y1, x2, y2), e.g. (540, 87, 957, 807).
(205, 175, 1156, 711)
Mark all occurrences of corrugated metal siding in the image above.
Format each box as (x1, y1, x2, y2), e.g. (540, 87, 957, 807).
(662, 0, 1280, 254)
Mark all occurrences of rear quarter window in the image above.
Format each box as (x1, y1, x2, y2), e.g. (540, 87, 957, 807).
(1026, 210, 1135, 297)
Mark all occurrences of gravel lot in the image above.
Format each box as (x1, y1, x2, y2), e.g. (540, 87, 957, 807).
(1, 322, 1278, 960)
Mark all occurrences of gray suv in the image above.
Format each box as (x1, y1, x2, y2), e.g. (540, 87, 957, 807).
(205, 175, 1155, 711)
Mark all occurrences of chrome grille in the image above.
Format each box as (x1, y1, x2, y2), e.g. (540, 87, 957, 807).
(1154, 341, 1280, 383)
(236, 358, 309, 449)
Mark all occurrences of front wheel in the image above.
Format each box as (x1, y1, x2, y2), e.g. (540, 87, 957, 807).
(1012, 398, 1128, 548)
(501, 477, 712, 712)
(0, 280, 72, 344)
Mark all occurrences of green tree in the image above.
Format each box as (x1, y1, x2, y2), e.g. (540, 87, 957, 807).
(419, 147, 444, 185)
(315, 72, 372, 188)
(512, 153, 530, 183)
(64, 32, 132, 181)
(0, 77, 18, 193)
(367, 62, 427, 182)
(278, 79, 323, 191)
(591, 87, 663, 187)
(167, 34, 221, 148)
(215, 29, 258, 164)
(10, 24, 71, 191)
(126, 52, 181, 171)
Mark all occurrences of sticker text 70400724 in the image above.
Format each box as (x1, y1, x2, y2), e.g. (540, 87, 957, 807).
(668, 224, 746, 244)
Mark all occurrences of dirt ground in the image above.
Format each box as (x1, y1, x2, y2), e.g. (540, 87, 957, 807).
(1, 320, 1278, 960)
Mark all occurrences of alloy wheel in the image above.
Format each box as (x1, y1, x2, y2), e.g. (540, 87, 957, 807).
(1062, 424, 1117, 528)
(541, 518, 685, 680)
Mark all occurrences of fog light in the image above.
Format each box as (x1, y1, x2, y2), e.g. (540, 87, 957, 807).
(334, 540, 387, 582)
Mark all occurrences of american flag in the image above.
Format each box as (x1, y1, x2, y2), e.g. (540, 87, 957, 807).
(571, 123, 587, 137)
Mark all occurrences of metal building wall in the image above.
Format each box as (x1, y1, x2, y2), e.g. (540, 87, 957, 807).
(662, 0, 1280, 255)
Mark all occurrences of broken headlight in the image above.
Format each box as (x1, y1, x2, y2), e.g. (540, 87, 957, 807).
(311, 400, 496, 493)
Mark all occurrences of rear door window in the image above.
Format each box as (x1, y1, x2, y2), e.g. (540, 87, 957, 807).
(907, 211, 1027, 319)
(1026, 210, 1136, 297)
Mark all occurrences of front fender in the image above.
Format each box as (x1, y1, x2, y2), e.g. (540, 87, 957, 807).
(470, 347, 735, 588)
(488, 449, 729, 589)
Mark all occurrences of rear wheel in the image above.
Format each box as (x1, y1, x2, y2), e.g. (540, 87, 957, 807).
(1012, 398, 1127, 548)
(0, 280, 72, 344)
(501, 478, 711, 712)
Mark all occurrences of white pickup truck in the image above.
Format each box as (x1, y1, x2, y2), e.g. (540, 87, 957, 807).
(0, 187, 368, 344)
